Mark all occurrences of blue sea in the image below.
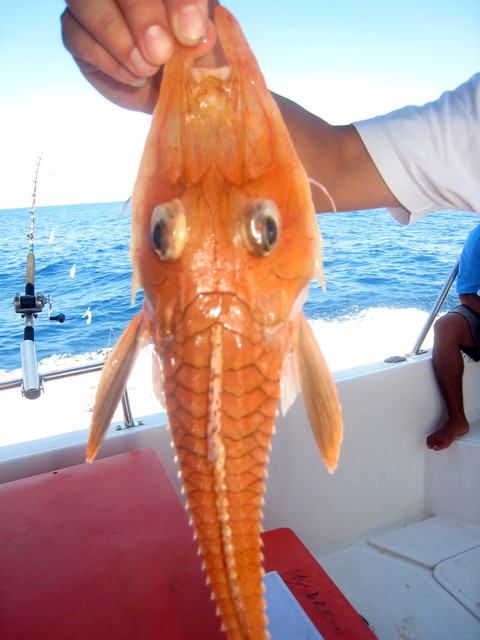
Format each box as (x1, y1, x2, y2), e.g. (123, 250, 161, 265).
(1, 202, 479, 376)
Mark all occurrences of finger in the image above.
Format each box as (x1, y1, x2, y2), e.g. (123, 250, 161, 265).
(61, 9, 145, 86)
(64, 0, 158, 79)
(116, 0, 175, 66)
(122, 0, 216, 63)
(166, 0, 210, 46)
(193, 19, 222, 64)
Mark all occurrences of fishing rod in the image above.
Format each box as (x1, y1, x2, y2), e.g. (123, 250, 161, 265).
(13, 155, 65, 399)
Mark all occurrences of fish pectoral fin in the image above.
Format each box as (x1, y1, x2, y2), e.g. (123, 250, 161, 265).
(151, 346, 166, 410)
(280, 344, 301, 417)
(295, 314, 343, 473)
(86, 309, 151, 462)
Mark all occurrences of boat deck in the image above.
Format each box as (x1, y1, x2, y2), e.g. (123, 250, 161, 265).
(312, 421, 480, 640)
(314, 515, 480, 639)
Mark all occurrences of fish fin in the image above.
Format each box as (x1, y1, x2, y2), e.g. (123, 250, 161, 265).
(130, 267, 140, 305)
(314, 250, 326, 290)
(151, 346, 166, 410)
(295, 314, 343, 473)
(86, 309, 151, 462)
(280, 346, 301, 417)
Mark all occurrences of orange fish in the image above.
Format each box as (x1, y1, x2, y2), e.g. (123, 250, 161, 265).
(87, 6, 342, 639)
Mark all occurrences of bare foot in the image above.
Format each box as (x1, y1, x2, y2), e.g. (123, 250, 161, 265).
(426, 418, 469, 450)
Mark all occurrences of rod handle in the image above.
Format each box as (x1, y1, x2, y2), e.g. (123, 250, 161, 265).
(20, 340, 42, 400)
(26, 252, 35, 293)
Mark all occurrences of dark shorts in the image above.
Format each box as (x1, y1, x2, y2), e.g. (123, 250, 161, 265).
(448, 305, 480, 362)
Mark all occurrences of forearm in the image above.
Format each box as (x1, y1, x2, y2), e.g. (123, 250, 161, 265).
(459, 293, 480, 315)
(274, 93, 401, 213)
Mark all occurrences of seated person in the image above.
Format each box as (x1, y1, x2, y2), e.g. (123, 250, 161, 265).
(429, 224, 480, 449)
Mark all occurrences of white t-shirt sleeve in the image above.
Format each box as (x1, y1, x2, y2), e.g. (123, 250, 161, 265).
(353, 73, 480, 225)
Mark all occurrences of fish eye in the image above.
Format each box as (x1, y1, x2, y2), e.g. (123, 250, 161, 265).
(151, 200, 187, 261)
(242, 199, 280, 256)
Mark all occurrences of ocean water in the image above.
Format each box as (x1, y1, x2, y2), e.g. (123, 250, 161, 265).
(1, 202, 479, 377)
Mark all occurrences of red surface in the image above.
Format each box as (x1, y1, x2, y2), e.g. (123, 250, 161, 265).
(0, 449, 375, 639)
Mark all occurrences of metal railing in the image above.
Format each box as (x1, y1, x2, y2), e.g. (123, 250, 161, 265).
(0, 361, 140, 430)
(408, 256, 460, 356)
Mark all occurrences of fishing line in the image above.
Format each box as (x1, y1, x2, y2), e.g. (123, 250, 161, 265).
(58, 203, 121, 349)
(68, 231, 120, 348)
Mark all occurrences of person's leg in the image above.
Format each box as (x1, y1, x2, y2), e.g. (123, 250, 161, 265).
(428, 312, 474, 450)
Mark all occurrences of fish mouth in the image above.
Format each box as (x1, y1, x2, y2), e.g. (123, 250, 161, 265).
(191, 65, 230, 82)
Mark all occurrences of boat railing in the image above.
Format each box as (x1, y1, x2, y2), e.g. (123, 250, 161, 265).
(0, 362, 141, 431)
(407, 256, 460, 356)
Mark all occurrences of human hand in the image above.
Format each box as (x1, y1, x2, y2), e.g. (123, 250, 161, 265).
(61, 0, 219, 114)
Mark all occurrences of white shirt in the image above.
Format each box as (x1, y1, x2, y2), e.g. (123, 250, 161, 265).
(353, 73, 480, 225)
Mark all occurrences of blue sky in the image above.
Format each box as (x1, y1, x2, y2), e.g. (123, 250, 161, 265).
(1, 0, 479, 208)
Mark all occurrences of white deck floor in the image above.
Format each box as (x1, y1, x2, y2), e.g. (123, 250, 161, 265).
(314, 515, 480, 640)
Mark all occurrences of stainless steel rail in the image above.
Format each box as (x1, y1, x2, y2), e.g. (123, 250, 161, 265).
(408, 256, 460, 356)
(0, 361, 140, 430)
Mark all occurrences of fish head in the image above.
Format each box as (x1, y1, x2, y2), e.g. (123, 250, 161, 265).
(131, 7, 323, 342)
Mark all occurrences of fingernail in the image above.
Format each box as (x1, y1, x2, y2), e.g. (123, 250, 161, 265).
(144, 24, 174, 64)
(129, 77, 148, 88)
(129, 47, 159, 77)
(117, 64, 142, 84)
(117, 65, 146, 87)
(173, 4, 206, 44)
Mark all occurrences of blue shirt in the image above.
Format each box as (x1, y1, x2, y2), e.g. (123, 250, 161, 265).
(457, 224, 480, 294)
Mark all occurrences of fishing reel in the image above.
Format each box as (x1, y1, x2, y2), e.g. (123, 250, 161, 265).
(13, 289, 65, 399)
(13, 291, 65, 323)
(14, 291, 49, 316)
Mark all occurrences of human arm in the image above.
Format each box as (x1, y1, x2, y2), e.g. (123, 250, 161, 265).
(61, 2, 480, 220)
(273, 94, 401, 213)
(281, 73, 480, 217)
(61, 0, 400, 213)
(62, 1, 431, 216)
